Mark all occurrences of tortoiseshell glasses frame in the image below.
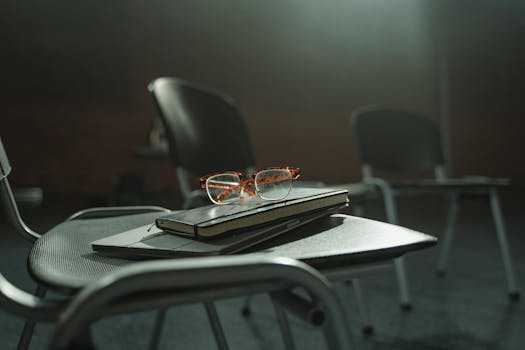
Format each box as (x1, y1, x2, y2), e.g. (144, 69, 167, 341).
(200, 166, 301, 205)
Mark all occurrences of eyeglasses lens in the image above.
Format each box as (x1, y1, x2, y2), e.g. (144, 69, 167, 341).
(206, 174, 241, 204)
(255, 169, 293, 200)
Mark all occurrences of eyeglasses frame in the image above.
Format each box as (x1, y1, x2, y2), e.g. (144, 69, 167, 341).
(200, 166, 301, 204)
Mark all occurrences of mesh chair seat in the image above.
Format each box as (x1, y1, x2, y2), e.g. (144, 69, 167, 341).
(28, 212, 165, 293)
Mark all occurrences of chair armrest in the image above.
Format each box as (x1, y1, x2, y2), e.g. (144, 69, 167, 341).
(66, 206, 171, 221)
(0, 274, 66, 322)
(50, 256, 352, 350)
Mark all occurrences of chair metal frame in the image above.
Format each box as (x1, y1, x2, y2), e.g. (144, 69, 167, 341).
(351, 106, 519, 302)
(0, 255, 353, 349)
(0, 137, 174, 348)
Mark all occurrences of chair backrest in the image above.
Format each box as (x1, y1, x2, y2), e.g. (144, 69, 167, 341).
(351, 106, 445, 175)
(0, 137, 40, 241)
(0, 137, 12, 180)
(148, 77, 256, 177)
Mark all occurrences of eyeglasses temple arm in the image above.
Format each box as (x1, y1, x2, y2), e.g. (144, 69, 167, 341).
(216, 180, 256, 202)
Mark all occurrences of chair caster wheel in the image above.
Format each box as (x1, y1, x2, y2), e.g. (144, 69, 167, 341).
(509, 291, 520, 301)
(400, 303, 412, 312)
(362, 325, 374, 335)
(241, 307, 251, 317)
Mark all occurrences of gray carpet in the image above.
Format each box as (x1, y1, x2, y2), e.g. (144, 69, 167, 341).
(0, 194, 523, 349)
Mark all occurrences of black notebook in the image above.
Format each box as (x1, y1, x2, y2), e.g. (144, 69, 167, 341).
(91, 205, 340, 258)
(155, 187, 349, 239)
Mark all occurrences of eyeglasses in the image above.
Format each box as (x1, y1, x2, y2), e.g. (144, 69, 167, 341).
(200, 166, 301, 205)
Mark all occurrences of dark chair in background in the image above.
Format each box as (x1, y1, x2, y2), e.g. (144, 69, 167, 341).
(350, 106, 519, 301)
(148, 77, 256, 209)
(148, 77, 377, 334)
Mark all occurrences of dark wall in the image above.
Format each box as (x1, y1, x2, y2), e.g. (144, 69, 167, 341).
(442, 1, 525, 180)
(1, 0, 524, 197)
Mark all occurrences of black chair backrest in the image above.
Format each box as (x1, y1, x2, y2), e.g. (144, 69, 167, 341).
(148, 77, 256, 176)
(351, 107, 445, 173)
(0, 138, 12, 179)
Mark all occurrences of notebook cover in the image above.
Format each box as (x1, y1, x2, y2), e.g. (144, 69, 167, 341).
(155, 187, 349, 238)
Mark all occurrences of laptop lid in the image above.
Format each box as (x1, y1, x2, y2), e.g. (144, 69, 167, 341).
(91, 206, 339, 259)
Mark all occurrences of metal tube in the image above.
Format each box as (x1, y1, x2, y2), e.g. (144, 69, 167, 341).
(271, 290, 325, 327)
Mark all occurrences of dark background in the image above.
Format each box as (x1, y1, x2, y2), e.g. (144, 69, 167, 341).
(1, 0, 524, 202)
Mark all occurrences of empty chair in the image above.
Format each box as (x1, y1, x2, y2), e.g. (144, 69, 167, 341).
(1, 136, 350, 349)
(148, 77, 256, 209)
(148, 77, 378, 334)
(350, 105, 519, 301)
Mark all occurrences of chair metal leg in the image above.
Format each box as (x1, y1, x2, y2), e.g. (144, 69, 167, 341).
(350, 205, 375, 332)
(243, 293, 301, 349)
(353, 204, 364, 217)
(489, 189, 519, 299)
(321, 298, 355, 350)
(148, 308, 168, 350)
(272, 290, 353, 350)
(271, 297, 296, 350)
(17, 285, 46, 350)
(241, 296, 253, 317)
(204, 302, 230, 350)
(436, 194, 459, 276)
(381, 186, 398, 225)
(393, 257, 411, 310)
(351, 279, 373, 334)
(380, 183, 412, 309)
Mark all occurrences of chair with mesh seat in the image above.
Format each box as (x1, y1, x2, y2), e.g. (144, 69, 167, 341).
(1, 135, 356, 349)
(350, 105, 519, 302)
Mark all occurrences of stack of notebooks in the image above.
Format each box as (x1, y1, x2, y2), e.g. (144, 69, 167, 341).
(92, 187, 348, 258)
